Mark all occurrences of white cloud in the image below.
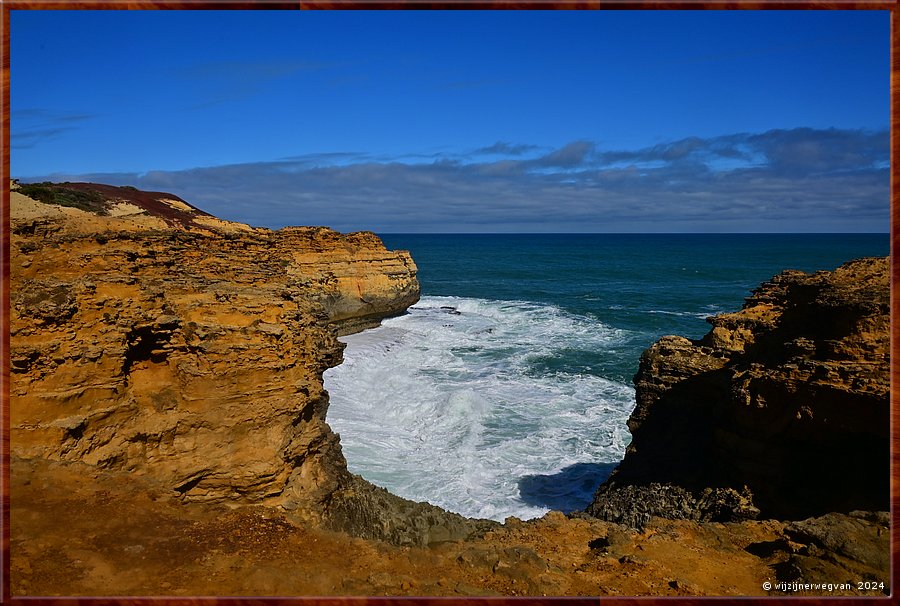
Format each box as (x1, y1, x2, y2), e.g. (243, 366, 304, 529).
(22, 127, 888, 233)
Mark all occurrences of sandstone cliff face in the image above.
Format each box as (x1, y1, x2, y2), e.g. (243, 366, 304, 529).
(10, 182, 486, 545)
(281, 227, 421, 336)
(589, 257, 890, 525)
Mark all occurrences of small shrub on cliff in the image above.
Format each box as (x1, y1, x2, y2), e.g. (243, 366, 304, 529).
(18, 182, 109, 215)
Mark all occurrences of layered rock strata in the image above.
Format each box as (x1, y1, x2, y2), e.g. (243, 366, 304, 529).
(9, 181, 489, 545)
(589, 257, 890, 525)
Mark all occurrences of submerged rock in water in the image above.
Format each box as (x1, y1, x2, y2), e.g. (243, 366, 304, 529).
(589, 257, 890, 525)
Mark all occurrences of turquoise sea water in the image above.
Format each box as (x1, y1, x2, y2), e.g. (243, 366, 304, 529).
(324, 234, 889, 521)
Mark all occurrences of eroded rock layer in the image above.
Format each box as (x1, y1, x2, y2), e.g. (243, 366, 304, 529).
(588, 257, 890, 525)
(11, 457, 890, 596)
(9, 182, 487, 545)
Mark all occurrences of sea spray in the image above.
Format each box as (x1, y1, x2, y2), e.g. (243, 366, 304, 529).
(324, 295, 636, 521)
(325, 233, 889, 521)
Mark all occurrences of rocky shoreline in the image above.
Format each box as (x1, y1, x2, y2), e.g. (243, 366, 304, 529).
(8, 181, 891, 596)
(587, 256, 890, 526)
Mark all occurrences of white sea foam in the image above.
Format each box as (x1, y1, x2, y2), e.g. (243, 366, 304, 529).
(323, 296, 636, 521)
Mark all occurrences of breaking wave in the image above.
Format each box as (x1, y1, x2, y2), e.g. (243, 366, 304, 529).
(323, 295, 635, 521)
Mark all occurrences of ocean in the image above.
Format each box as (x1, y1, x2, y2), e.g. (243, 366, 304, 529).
(322, 234, 889, 522)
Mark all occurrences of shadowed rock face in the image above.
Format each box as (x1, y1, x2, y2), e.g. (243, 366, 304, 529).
(10, 182, 491, 546)
(588, 257, 890, 525)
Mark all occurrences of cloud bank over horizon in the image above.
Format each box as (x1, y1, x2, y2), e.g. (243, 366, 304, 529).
(20, 126, 888, 234)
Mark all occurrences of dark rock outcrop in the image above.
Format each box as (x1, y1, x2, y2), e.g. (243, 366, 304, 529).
(588, 483, 759, 529)
(588, 257, 890, 524)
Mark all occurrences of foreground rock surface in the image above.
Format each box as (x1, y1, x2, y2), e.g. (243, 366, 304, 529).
(11, 458, 889, 597)
(9, 181, 487, 545)
(589, 257, 890, 524)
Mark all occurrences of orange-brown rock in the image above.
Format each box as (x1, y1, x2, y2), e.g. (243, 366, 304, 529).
(9, 181, 485, 545)
(9, 182, 890, 596)
(10, 457, 889, 597)
(589, 257, 890, 524)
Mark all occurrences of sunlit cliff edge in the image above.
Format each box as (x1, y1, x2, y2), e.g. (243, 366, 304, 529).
(9, 180, 488, 546)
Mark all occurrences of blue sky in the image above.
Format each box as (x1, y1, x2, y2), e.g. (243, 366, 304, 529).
(11, 10, 890, 232)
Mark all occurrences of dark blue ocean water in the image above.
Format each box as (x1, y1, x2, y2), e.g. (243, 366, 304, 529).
(325, 234, 888, 520)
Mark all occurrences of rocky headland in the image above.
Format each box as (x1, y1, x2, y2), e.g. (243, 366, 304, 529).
(588, 256, 890, 526)
(8, 181, 891, 596)
(585, 255, 891, 595)
(9, 180, 487, 546)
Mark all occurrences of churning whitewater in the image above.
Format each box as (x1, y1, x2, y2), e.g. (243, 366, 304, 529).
(323, 295, 636, 521)
(323, 233, 890, 521)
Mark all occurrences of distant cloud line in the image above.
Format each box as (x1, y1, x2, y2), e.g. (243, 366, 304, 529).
(11, 109, 96, 150)
(23, 127, 888, 233)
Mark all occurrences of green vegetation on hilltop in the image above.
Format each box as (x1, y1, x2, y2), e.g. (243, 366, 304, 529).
(18, 182, 109, 215)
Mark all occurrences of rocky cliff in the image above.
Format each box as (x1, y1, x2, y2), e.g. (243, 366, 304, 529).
(8, 183, 890, 596)
(588, 257, 890, 526)
(9, 181, 488, 545)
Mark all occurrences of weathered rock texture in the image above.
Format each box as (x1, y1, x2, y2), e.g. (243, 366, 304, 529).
(772, 510, 891, 587)
(12, 457, 889, 596)
(589, 257, 890, 524)
(9, 181, 488, 545)
(9, 183, 890, 595)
